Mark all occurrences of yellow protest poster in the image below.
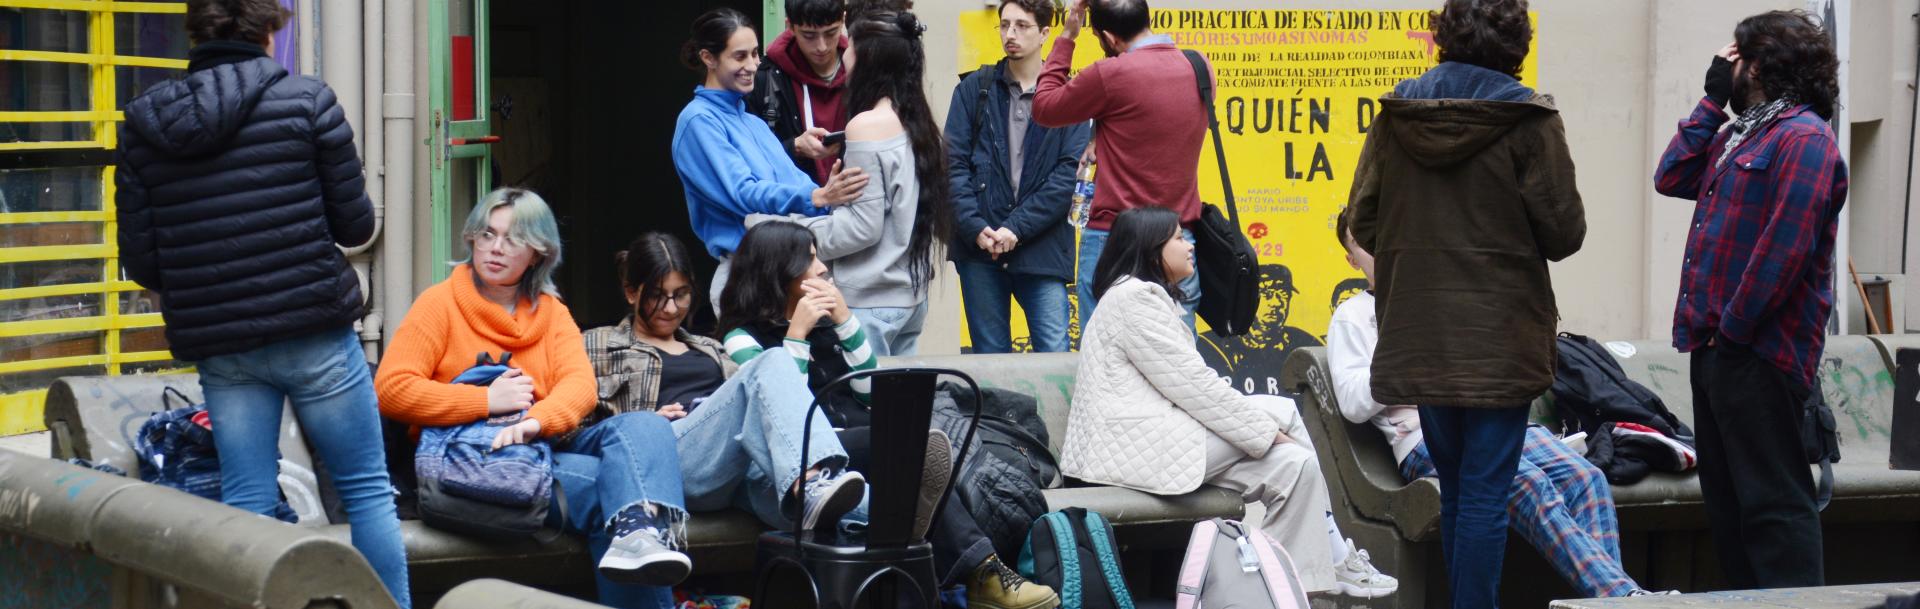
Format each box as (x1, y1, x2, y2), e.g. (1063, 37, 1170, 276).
(954, 7, 1537, 397)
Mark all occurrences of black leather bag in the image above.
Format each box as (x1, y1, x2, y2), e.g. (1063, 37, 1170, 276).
(1181, 50, 1258, 337)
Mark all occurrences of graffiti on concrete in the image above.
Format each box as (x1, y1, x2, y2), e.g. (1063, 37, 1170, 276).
(0, 533, 110, 609)
(1818, 356, 1894, 449)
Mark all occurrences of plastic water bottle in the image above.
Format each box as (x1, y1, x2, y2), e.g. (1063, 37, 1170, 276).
(1068, 164, 1095, 228)
(1236, 534, 1262, 573)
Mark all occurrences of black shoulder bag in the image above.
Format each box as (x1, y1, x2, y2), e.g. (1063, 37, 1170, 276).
(1181, 49, 1259, 337)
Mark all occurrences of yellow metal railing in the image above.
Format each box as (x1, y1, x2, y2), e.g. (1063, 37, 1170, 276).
(1, 0, 191, 435)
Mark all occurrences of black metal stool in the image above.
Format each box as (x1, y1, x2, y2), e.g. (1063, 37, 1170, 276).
(752, 368, 981, 609)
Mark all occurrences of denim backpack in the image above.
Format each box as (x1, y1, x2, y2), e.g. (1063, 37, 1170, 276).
(415, 352, 562, 540)
(1018, 507, 1135, 609)
(136, 387, 298, 522)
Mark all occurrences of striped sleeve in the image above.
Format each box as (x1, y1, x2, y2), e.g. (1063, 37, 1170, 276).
(834, 317, 877, 401)
(722, 328, 767, 365)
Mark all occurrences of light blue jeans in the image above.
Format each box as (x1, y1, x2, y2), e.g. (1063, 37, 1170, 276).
(954, 260, 1071, 354)
(1077, 227, 1199, 333)
(672, 350, 865, 532)
(199, 327, 410, 608)
(851, 301, 929, 357)
(550, 412, 685, 609)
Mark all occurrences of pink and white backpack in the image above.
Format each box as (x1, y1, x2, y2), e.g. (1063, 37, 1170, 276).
(1175, 519, 1311, 609)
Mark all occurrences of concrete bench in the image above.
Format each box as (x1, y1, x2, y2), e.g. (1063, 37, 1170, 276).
(0, 451, 401, 609)
(1283, 336, 1920, 608)
(41, 352, 1244, 601)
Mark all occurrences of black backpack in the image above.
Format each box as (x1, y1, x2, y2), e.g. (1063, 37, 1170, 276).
(1182, 49, 1259, 337)
(930, 384, 1056, 560)
(1550, 333, 1690, 439)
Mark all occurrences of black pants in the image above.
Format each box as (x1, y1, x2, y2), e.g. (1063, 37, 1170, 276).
(839, 427, 996, 586)
(1690, 343, 1824, 588)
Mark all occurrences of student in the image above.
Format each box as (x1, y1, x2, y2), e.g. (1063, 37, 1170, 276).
(1329, 213, 1669, 598)
(376, 190, 688, 609)
(1346, 0, 1586, 605)
(581, 231, 867, 537)
(671, 8, 867, 311)
(1654, 10, 1847, 589)
(1032, 0, 1209, 328)
(711, 223, 1058, 609)
(1063, 208, 1397, 598)
(115, 0, 407, 604)
(748, 0, 852, 183)
(946, 0, 1091, 354)
(759, 10, 950, 356)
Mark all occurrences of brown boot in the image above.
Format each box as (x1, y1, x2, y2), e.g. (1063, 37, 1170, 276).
(967, 554, 1059, 609)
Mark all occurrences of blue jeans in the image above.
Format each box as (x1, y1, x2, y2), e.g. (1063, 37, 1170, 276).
(200, 327, 410, 608)
(1419, 405, 1529, 609)
(954, 260, 1071, 354)
(1404, 426, 1637, 598)
(851, 301, 928, 357)
(672, 351, 862, 531)
(1077, 227, 1198, 333)
(551, 412, 686, 609)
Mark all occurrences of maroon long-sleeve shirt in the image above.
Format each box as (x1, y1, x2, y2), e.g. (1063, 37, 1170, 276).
(1032, 36, 1211, 231)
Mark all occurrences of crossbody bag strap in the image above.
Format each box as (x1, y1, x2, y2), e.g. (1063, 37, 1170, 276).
(1182, 49, 1239, 229)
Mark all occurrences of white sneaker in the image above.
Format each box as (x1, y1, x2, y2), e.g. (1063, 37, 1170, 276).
(598, 527, 691, 586)
(1333, 539, 1398, 598)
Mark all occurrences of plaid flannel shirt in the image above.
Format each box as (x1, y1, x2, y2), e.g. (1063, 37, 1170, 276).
(582, 317, 737, 425)
(1654, 97, 1849, 388)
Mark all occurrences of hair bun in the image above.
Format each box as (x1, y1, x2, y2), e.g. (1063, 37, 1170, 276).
(894, 11, 926, 38)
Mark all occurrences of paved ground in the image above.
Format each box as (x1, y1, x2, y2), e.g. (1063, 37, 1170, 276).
(0, 431, 50, 457)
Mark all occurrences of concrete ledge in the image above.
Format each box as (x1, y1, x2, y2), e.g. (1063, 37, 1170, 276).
(1549, 583, 1920, 609)
(0, 451, 399, 609)
(433, 579, 611, 608)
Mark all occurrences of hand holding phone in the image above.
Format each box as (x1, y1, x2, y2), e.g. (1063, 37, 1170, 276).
(823, 130, 847, 147)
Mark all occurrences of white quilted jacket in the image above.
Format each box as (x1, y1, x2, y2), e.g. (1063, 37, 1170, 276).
(1062, 277, 1285, 494)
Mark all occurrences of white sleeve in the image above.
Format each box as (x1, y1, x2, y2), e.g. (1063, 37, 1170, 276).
(1327, 305, 1388, 425)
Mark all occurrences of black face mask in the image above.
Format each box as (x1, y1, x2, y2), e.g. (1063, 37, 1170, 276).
(1730, 64, 1755, 115)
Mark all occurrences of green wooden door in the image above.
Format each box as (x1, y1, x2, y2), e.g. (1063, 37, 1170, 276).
(429, 0, 494, 277)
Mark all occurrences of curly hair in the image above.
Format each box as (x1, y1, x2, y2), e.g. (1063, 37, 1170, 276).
(1736, 10, 1840, 120)
(1000, 0, 1056, 29)
(1430, 0, 1532, 79)
(185, 0, 291, 45)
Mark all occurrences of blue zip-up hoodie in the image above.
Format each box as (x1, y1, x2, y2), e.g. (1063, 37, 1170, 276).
(672, 87, 826, 259)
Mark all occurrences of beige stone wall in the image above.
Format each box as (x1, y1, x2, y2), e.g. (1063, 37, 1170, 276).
(903, 0, 1914, 353)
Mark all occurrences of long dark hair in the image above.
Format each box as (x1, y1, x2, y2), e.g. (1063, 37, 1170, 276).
(1735, 10, 1840, 120)
(617, 232, 696, 322)
(845, 11, 951, 290)
(715, 222, 818, 338)
(1429, 0, 1532, 79)
(1092, 207, 1185, 302)
(681, 8, 755, 73)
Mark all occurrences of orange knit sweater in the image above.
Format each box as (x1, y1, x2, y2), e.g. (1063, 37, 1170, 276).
(375, 265, 596, 438)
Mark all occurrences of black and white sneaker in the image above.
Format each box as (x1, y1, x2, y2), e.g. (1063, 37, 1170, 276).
(913, 429, 953, 541)
(598, 527, 691, 586)
(799, 470, 866, 532)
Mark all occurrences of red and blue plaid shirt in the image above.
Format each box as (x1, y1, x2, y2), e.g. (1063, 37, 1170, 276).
(1654, 97, 1848, 388)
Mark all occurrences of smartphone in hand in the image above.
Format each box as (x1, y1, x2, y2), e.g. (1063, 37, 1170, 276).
(823, 130, 846, 147)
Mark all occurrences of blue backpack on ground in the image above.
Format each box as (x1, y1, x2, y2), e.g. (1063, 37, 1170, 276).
(1018, 507, 1135, 609)
(136, 387, 297, 522)
(414, 352, 561, 540)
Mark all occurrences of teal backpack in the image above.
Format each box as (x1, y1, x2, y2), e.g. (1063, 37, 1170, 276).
(1017, 507, 1135, 609)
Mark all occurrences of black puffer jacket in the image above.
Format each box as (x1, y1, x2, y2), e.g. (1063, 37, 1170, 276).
(115, 42, 374, 361)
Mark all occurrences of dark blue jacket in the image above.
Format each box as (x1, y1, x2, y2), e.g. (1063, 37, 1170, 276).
(115, 42, 375, 361)
(944, 61, 1092, 281)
